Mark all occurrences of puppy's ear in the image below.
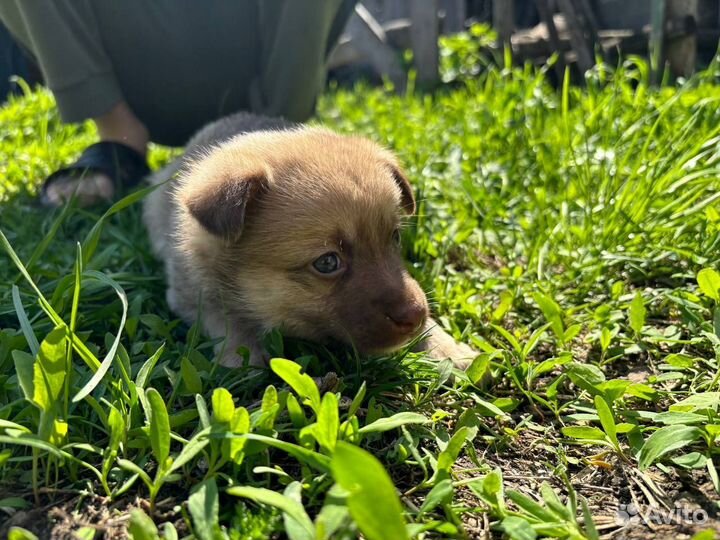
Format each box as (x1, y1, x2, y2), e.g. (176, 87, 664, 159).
(389, 165, 416, 215)
(184, 171, 267, 240)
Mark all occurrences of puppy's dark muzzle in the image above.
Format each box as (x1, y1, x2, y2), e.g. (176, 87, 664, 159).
(385, 302, 427, 336)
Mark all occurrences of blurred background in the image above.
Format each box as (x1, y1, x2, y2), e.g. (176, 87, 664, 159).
(2, 0, 717, 102)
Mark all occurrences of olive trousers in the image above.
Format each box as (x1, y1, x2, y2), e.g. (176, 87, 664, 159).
(0, 0, 355, 145)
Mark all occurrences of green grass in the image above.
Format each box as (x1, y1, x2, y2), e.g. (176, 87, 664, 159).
(2, 40, 720, 538)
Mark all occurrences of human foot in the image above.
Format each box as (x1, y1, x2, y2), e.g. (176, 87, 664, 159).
(40, 141, 150, 207)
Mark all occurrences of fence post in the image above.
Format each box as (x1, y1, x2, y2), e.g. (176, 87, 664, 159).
(665, 0, 698, 78)
(493, 0, 514, 47)
(410, 0, 440, 86)
(441, 0, 466, 33)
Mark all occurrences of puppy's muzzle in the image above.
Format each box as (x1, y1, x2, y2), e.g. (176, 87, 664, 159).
(385, 302, 427, 336)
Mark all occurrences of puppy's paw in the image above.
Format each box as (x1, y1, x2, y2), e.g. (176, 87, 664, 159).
(424, 337, 477, 370)
(414, 318, 477, 370)
(216, 338, 268, 368)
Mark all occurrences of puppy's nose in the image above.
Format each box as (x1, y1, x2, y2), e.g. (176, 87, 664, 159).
(385, 303, 427, 335)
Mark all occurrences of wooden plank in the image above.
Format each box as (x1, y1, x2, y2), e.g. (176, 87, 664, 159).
(410, 0, 440, 86)
(332, 4, 406, 88)
(440, 0, 466, 33)
(576, 0, 600, 42)
(327, 39, 361, 69)
(360, 0, 384, 20)
(576, 0, 604, 64)
(385, 0, 408, 20)
(383, 18, 412, 50)
(556, 0, 594, 73)
(649, 0, 666, 83)
(665, 0, 698, 78)
(493, 0, 514, 47)
(534, 0, 566, 79)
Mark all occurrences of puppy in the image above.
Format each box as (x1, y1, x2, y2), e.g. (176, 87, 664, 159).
(143, 113, 476, 368)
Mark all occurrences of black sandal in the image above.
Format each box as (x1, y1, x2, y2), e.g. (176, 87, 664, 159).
(40, 141, 150, 206)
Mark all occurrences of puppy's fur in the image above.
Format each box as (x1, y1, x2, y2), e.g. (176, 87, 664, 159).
(143, 113, 476, 367)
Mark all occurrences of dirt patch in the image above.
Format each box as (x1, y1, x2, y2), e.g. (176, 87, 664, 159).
(452, 429, 720, 539)
(0, 491, 185, 539)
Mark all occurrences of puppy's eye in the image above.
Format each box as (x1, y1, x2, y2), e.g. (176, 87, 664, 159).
(312, 252, 342, 274)
(392, 228, 401, 247)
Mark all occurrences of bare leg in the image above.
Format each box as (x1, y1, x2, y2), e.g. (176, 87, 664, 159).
(42, 101, 150, 207)
(95, 101, 149, 155)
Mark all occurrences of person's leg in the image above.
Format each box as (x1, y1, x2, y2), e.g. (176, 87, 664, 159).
(0, 0, 150, 206)
(1, 0, 354, 136)
(92, 0, 258, 147)
(95, 102, 149, 156)
(41, 100, 150, 207)
(0, 0, 258, 206)
(252, 0, 357, 122)
(0, 0, 124, 124)
(0, 0, 354, 206)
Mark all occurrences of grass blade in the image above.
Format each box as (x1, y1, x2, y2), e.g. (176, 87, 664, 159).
(359, 412, 429, 434)
(1, 229, 101, 371)
(72, 270, 128, 402)
(226, 485, 314, 540)
(81, 182, 162, 265)
(11, 285, 39, 357)
(146, 388, 171, 466)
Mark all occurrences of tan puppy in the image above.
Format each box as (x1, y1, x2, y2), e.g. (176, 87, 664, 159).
(143, 113, 476, 368)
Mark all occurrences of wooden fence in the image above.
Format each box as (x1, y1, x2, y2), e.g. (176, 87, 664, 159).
(330, 0, 716, 87)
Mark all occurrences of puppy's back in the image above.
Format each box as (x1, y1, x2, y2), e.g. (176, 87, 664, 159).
(182, 113, 293, 158)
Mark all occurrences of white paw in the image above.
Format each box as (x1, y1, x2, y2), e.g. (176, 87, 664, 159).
(429, 340, 477, 370)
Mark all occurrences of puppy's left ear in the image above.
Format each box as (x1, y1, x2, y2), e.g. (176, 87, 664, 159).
(389, 165, 416, 215)
(182, 169, 268, 241)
